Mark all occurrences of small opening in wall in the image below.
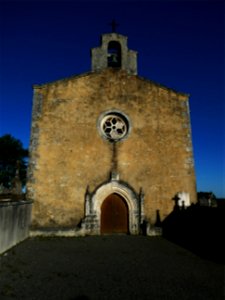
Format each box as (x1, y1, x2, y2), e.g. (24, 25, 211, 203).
(108, 41, 121, 68)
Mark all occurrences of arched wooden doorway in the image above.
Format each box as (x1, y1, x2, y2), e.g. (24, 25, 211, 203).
(101, 193, 129, 234)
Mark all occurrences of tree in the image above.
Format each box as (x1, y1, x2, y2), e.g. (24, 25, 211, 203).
(0, 134, 28, 189)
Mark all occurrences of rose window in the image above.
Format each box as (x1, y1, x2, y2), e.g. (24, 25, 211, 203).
(99, 112, 129, 141)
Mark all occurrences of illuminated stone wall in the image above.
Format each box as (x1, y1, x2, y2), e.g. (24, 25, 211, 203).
(27, 68, 196, 229)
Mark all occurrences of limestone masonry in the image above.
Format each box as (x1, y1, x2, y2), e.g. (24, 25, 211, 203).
(27, 32, 196, 235)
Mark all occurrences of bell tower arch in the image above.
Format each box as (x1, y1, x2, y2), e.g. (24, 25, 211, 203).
(91, 32, 138, 75)
(107, 41, 121, 68)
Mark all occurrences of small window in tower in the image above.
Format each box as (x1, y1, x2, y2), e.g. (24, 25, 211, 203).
(107, 41, 121, 68)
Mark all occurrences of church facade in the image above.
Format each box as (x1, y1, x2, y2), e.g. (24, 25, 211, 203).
(27, 31, 196, 235)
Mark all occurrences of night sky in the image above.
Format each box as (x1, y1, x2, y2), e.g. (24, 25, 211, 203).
(0, 1, 224, 197)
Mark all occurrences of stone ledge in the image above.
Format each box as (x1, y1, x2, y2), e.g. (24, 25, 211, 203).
(147, 226, 163, 236)
(29, 226, 163, 237)
(0, 200, 33, 207)
(29, 227, 86, 238)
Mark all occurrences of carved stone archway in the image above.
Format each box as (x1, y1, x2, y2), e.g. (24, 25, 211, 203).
(81, 179, 144, 235)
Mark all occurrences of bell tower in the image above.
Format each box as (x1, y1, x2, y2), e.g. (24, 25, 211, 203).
(91, 32, 138, 75)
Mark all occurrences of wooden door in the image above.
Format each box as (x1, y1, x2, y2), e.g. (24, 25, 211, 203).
(101, 193, 129, 234)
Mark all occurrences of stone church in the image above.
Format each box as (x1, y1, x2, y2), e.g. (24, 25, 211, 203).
(27, 29, 197, 235)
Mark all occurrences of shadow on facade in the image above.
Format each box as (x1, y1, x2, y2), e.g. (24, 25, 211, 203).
(162, 201, 225, 264)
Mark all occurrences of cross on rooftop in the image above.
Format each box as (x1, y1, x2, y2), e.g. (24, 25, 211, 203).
(109, 19, 119, 32)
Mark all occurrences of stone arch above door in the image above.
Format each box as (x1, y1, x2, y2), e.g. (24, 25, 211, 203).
(82, 180, 144, 235)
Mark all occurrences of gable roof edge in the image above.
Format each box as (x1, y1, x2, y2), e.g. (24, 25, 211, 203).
(136, 75, 189, 97)
(32, 70, 189, 97)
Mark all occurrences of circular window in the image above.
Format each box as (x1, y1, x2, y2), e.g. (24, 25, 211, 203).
(98, 111, 130, 142)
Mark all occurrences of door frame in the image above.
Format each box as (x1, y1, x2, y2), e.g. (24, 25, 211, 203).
(84, 180, 141, 235)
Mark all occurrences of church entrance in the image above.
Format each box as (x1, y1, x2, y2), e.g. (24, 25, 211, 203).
(101, 193, 129, 234)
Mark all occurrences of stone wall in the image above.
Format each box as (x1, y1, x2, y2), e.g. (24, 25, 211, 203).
(0, 200, 33, 254)
(27, 68, 196, 229)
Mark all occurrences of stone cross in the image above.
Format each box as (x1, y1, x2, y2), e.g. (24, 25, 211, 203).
(109, 19, 119, 32)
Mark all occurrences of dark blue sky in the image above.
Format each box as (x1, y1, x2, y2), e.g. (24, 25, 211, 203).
(0, 1, 224, 197)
